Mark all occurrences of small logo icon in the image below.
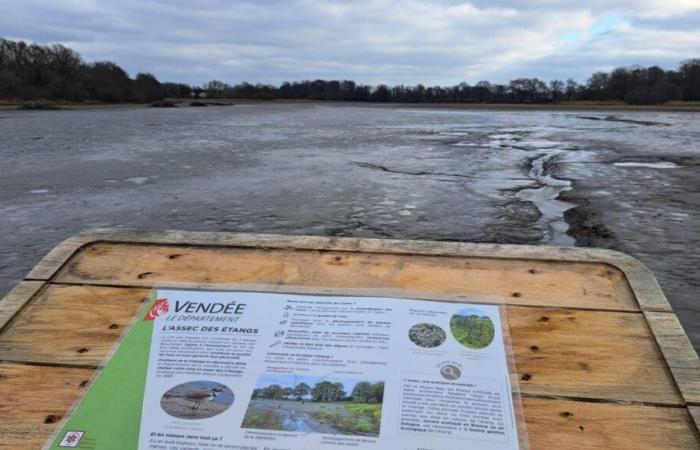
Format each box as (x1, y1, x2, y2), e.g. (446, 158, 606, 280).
(440, 364, 461, 380)
(59, 431, 84, 447)
(144, 298, 169, 321)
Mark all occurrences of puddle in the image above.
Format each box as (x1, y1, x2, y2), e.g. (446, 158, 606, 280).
(516, 151, 576, 246)
(125, 176, 151, 184)
(614, 161, 679, 169)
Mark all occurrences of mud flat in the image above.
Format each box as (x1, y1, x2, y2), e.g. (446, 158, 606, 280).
(558, 158, 700, 345)
(0, 104, 698, 349)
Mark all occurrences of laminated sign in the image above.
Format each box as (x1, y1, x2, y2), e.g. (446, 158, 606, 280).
(47, 289, 525, 450)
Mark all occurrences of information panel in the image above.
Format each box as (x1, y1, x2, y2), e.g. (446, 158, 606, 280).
(48, 289, 521, 450)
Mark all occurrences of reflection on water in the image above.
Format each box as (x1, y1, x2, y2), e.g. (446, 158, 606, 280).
(1, 103, 699, 348)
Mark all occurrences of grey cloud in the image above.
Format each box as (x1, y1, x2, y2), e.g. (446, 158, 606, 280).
(1, 0, 698, 85)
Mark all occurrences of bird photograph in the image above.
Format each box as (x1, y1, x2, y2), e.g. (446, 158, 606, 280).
(160, 381, 234, 420)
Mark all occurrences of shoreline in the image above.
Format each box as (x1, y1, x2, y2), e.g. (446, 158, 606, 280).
(2, 99, 700, 112)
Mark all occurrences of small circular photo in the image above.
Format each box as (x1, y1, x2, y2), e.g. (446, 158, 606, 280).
(408, 323, 447, 348)
(450, 308, 495, 349)
(440, 364, 462, 380)
(161, 380, 234, 420)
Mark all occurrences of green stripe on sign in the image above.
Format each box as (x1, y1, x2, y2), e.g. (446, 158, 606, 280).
(49, 292, 157, 449)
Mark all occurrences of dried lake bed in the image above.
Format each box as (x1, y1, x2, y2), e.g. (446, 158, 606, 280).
(0, 103, 698, 348)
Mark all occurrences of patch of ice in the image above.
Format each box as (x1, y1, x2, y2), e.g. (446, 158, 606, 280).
(29, 189, 49, 194)
(614, 161, 679, 169)
(125, 176, 150, 184)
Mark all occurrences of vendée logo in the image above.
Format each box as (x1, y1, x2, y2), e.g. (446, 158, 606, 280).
(144, 299, 169, 321)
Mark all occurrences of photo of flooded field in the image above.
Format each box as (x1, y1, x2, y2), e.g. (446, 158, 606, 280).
(241, 374, 383, 436)
(160, 380, 234, 420)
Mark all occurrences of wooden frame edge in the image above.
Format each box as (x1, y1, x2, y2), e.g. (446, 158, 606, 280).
(645, 311, 700, 407)
(0, 280, 45, 332)
(688, 406, 700, 439)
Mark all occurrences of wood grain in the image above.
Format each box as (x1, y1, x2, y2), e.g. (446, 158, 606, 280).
(509, 306, 681, 405)
(0, 285, 680, 404)
(0, 281, 44, 331)
(645, 311, 700, 406)
(2, 230, 694, 448)
(54, 243, 639, 311)
(23, 229, 674, 311)
(0, 362, 696, 450)
(0, 285, 149, 366)
(0, 363, 94, 450)
(522, 396, 699, 450)
(688, 406, 700, 437)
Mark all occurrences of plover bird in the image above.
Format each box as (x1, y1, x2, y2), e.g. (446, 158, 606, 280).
(181, 387, 223, 410)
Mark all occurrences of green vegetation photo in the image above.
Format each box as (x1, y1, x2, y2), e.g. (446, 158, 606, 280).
(311, 403, 382, 436)
(450, 312, 495, 349)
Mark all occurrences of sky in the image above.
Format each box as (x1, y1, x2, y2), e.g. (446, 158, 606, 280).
(2, 0, 699, 86)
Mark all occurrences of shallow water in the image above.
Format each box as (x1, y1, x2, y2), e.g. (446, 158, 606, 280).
(1, 104, 699, 348)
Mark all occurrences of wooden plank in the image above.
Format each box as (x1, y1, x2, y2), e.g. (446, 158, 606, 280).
(0, 363, 95, 450)
(688, 406, 700, 438)
(0, 362, 696, 450)
(0, 285, 680, 405)
(645, 311, 700, 406)
(510, 307, 681, 405)
(54, 243, 639, 311)
(522, 396, 700, 450)
(25, 228, 674, 311)
(0, 281, 44, 331)
(0, 285, 149, 366)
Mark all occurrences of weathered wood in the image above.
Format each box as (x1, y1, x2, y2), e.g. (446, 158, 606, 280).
(0, 285, 680, 405)
(0, 285, 149, 366)
(509, 307, 681, 405)
(54, 243, 639, 311)
(688, 406, 700, 438)
(0, 363, 696, 450)
(522, 396, 700, 450)
(0, 281, 44, 332)
(23, 229, 674, 311)
(2, 229, 695, 449)
(0, 363, 95, 450)
(645, 311, 700, 406)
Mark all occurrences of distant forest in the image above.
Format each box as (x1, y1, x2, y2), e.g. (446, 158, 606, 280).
(1, 38, 699, 105)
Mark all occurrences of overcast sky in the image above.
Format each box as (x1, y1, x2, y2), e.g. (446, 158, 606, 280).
(2, 0, 699, 86)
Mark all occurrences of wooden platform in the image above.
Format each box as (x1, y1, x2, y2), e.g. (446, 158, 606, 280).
(0, 229, 698, 449)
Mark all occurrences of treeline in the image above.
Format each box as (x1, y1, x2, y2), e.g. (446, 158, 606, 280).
(203, 60, 700, 105)
(2, 37, 699, 105)
(252, 381, 384, 403)
(0, 38, 167, 102)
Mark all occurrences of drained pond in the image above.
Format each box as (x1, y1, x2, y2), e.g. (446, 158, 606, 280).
(1, 103, 698, 348)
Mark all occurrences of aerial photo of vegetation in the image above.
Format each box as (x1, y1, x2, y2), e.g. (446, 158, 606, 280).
(450, 308, 495, 349)
(408, 322, 447, 348)
(241, 374, 383, 436)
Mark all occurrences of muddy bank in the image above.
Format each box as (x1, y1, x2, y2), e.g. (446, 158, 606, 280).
(556, 155, 700, 347)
